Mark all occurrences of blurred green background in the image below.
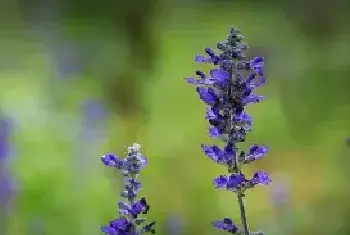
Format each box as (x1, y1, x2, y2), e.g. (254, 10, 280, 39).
(0, 0, 350, 235)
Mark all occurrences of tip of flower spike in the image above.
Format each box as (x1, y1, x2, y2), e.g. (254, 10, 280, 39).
(128, 143, 141, 154)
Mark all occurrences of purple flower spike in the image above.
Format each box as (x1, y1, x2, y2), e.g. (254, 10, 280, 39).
(100, 144, 156, 235)
(185, 26, 270, 235)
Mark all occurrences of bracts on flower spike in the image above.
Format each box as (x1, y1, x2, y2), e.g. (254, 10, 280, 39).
(185, 27, 271, 235)
(101, 143, 156, 235)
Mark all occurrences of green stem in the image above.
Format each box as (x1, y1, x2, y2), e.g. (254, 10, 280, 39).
(235, 165, 250, 235)
(237, 193, 249, 235)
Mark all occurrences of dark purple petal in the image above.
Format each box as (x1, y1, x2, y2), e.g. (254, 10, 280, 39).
(130, 197, 150, 217)
(224, 143, 235, 158)
(245, 73, 256, 84)
(246, 73, 266, 88)
(185, 70, 217, 85)
(242, 94, 264, 105)
(226, 174, 246, 189)
(205, 48, 216, 58)
(118, 201, 132, 216)
(184, 77, 215, 85)
(210, 69, 229, 86)
(101, 226, 116, 235)
(201, 144, 222, 158)
(250, 171, 271, 185)
(110, 217, 129, 230)
(184, 77, 200, 84)
(205, 107, 218, 120)
(233, 112, 252, 131)
(233, 112, 251, 123)
(258, 76, 266, 85)
(196, 87, 217, 105)
(209, 127, 222, 138)
(201, 144, 227, 164)
(206, 107, 225, 124)
(195, 55, 213, 63)
(250, 56, 264, 75)
(101, 217, 131, 234)
(101, 154, 123, 168)
(246, 144, 268, 161)
(212, 218, 238, 234)
(214, 175, 228, 188)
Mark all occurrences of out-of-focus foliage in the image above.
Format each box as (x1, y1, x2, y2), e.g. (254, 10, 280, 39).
(0, 1, 349, 235)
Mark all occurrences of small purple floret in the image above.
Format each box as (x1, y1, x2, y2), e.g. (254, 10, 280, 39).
(212, 218, 239, 234)
(250, 171, 271, 185)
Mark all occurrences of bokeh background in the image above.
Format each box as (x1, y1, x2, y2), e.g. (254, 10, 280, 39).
(0, 0, 350, 235)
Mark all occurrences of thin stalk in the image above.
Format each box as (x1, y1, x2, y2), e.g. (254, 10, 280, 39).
(235, 158, 250, 235)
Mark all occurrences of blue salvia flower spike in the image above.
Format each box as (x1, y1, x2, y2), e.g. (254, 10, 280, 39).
(185, 27, 270, 235)
(101, 143, 156, 235)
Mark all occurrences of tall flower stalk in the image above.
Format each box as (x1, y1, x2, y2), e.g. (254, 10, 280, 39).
(185, 27, 270, 235)
(100, 143, 156, 235)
